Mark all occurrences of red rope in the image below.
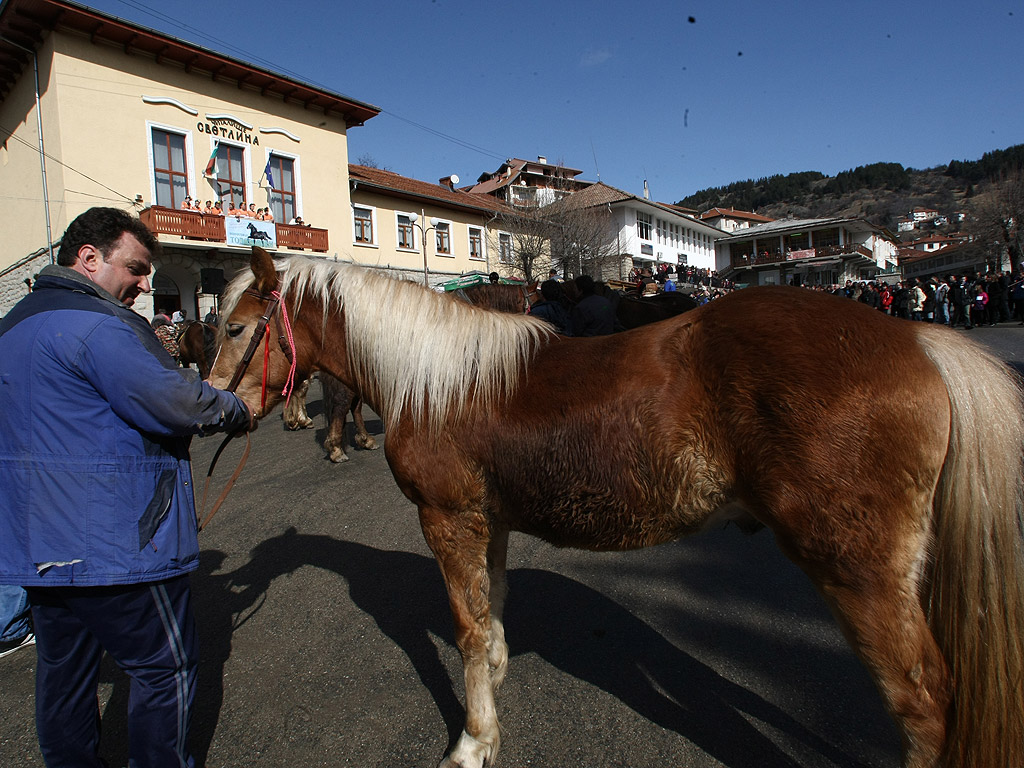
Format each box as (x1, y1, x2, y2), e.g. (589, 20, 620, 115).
(273, 290, 298, 406)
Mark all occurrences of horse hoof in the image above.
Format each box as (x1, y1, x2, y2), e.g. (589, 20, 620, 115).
(356, 435, 379, 450)
(327, 448, 349, 463)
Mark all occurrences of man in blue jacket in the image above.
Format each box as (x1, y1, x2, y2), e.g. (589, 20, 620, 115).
(0, 207, 253, 768)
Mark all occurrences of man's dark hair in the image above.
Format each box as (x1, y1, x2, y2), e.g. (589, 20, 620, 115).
(540, 279, 562, 302)
(56, 207, 159, 266)
(574, 274, 596, 296)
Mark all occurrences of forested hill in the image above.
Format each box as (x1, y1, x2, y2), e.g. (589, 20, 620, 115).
(675, 144, 1024, 230)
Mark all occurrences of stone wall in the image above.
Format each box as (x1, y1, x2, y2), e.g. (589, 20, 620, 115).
(0, 248, 51, 316)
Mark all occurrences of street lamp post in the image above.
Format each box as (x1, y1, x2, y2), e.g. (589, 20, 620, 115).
(408, 211, 440, 287)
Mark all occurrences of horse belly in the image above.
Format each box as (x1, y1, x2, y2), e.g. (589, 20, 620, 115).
(493, 452, 734, 551)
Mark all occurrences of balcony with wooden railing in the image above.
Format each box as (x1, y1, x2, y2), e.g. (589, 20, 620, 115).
(139, 206, 329, 252)
(730, 243, 873, 269)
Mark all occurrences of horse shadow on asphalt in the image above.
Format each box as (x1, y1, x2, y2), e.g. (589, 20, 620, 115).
(137, 527, 890, 768)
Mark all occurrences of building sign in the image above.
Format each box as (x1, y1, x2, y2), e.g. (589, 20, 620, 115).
(225, 217, 277, 249)
(196, 117, 260, 145)
(640, 243, 653, 256)
(788, 248, 816, 260)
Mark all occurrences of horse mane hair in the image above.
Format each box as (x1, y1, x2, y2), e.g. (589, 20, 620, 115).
(222, 256, 553, 429)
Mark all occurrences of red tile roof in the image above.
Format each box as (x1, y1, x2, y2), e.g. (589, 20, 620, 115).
(349, 164, 511, 214)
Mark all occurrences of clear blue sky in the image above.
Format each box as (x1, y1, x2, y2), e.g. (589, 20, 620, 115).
(86, 0, 1022, 204)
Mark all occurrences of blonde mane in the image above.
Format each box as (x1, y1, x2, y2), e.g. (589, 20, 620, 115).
(221, 256, 553, 428)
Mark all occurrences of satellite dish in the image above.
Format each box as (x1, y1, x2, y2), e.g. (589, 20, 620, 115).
(450, 174, 460, 186)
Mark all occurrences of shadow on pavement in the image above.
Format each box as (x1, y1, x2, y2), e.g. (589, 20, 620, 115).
(173, 528, 880, 768)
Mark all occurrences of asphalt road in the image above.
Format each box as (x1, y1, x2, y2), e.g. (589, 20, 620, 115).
(3, 323, 1023, 768)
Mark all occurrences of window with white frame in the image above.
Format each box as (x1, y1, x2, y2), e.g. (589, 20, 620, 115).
(213, 143, 247, 209)
(499, 232, 513, 264)
(151, 128, 188, 208)
(468, 227, 484, 260)
(637, 211, 652, 241)
(435, 221, 452, 255)
(267, 154, 297, 224)
(353, 206, 375, 244)
(397, 214, 415, 249)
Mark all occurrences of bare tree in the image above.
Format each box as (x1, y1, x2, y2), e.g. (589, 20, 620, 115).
(968, 170, 1024, 272)
(545, 202, 621, 280)
(488, 201, 623, 283)
(489, 207, 552, 283)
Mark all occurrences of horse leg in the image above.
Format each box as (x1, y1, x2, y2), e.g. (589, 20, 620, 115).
(350, 394, 378, 451)
(419, 505, 500, 768)
(282, 378, 314, 430)
(323, 392, 349, 463)
(486, 526, 509, 692)
(777, 523, 950, 768)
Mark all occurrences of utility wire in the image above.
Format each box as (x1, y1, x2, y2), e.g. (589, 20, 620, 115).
(0, 124, 136, 205)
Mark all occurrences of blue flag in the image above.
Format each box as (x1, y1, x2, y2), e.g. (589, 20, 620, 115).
(263, 158, 275, 189)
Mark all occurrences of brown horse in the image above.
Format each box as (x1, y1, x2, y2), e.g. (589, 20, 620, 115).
(610, 290, 699, 330)
(210, 247, 1024, 768)
(177, 321, 218, 378)
(453, 281, 538, 313)
(282, 374, 378, 463)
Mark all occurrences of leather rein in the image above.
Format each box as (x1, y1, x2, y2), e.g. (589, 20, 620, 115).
(198, 287, 297, 531)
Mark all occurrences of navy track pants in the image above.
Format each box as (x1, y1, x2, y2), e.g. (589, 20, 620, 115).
(26, 575, 197, 768)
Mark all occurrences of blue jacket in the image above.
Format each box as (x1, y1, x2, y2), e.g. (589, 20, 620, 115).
(0, 266, 249, 587)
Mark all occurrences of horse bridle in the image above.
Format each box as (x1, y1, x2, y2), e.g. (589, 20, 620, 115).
(224, 288, 295, 395)
(200, 287, 297, 531)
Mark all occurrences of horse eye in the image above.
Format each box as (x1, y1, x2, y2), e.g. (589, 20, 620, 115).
(226, 323, 246, 338)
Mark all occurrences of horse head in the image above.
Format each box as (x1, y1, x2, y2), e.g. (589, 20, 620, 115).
(208, 246, 328, 419)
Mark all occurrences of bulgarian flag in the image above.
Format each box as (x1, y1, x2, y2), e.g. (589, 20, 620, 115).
(204, 142, 219, 178)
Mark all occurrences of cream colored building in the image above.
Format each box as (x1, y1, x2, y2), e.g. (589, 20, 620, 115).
(348, 164, 519, 286)
(0, 0, 379, 316)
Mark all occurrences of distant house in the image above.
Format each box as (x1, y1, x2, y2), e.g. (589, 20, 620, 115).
(899, 233, 989, 281)
(716, 217, 898, 287)
(467, 156, 592, 209)
(908, 233, 968, 253)
(348, 164, 512, 285)
(699, 207, 774, 233)
(911, 207, 940, 224)
(557, 182, 724, 277)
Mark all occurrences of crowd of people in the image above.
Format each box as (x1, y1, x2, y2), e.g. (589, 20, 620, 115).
(627, 263, 734, 292)
(180, 197, 279, 221)
(825, 271, 1023, 329)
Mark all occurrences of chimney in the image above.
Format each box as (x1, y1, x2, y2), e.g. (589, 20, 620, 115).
(537, 155, 547, 164)
(438, 174, 460, 190)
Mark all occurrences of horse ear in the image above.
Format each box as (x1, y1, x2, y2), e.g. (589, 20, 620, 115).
(251, 246, 277, 294)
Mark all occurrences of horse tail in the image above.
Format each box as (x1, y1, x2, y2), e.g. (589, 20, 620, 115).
(917, 326, 1024, 767)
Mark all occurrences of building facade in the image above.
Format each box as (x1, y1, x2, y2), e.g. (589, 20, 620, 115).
(715, 217, 898, 287)
(0, 0, 379, 316)
(561, 183, 723, 276)
(348, 164, 514, 286)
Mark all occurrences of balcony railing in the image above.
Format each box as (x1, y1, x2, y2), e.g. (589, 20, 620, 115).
(730, 243, 873, 269)
(139, 206, 329, 252)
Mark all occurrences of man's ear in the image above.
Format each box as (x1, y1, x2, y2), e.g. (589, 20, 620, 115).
(76, 244, 102, 273)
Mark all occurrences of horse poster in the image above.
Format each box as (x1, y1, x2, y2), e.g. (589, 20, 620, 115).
(225, 216, 276, 249)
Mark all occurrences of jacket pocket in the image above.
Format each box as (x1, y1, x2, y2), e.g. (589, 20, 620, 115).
(138, 468, 176, 550)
